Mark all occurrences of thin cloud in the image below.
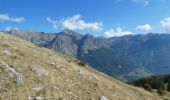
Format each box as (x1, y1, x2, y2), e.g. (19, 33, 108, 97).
(5, 26, 19, 31)
(0, 14, 25, 22)
(131, 0, 149, 6)
(161, 17, 170, 33)
(137, 24, 152, 31)
(11, 17, 25, 22)
(47, 14, 103, 31)
(104, 27, 134, 38)
(46, 17, 58, 29)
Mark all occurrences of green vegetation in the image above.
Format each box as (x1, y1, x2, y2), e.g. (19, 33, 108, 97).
(143, 83, 152, 92)
(157, 88, 165, 96)
(55, 97, 63, 100)
(4, 82, 14, 89)
(35, 77, 44, 84)
(15, 49, 24, 57)
(78, 61, 86, 67)
(10, 55, 19, 60)
(129, 74, 170, 95)
(36, 44, 43, 48)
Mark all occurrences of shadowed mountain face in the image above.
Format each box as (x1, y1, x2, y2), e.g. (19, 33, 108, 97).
(45, 29, 83, 56)
(5, 29, 170, 80)
(110, 34, 170, 74)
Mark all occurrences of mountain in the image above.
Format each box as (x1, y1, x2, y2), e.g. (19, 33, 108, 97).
(110, 33, 170, 74)
(0, 32, 162, 99)
(6, 29, 57, 46)
(45, 29, 83, 56)
(4, 29, 170, 81)
(78, 48, 152, 81)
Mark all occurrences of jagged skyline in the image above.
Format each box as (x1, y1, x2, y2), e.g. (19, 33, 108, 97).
(0, 0, 170, 37)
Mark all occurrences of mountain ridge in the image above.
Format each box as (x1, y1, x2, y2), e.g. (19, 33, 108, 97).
(4, 29, 170, 80)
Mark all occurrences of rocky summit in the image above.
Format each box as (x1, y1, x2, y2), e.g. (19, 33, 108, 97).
(0, 32, 162, 99)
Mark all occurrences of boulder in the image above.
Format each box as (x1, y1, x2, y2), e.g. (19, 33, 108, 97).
(1, 50, 12, 56)
(30, 65, 48, 76)
(0, 88, 9, 93)
(28, 96, 33, 100)
(0, 61, 9, 70)
(15, 75, 25, 85)
(76, 69, 83, 75)
(100, 96, 109, 100)
(89, 74, 100, 81)
(50, 62, 55, 66)
(28, 96, 44, 100)
(6, 67, 16, 78)
(60, 67, 67, 73)
(33, 84, 43, 91)
(35, 96, 44, 100)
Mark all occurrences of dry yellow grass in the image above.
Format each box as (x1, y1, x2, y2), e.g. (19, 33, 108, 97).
(0, 32, 162, 100)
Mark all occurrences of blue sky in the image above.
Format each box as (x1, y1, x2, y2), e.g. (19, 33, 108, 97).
(0, 0, 170, 37)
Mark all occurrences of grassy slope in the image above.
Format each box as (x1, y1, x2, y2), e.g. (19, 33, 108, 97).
(0, 32, 162, 100)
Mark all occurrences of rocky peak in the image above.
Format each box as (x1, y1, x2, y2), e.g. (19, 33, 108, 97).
(83, 33, 94, 40)
(62, 28, 83, 39)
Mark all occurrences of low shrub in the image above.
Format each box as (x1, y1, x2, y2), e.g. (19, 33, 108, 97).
(78, 61, 86, 67)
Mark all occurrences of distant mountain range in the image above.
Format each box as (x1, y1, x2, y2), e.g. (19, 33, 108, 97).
(4, 29, 170, 81)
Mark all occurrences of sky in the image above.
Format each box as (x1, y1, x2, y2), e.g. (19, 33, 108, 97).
(0, 0, 170, 37)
